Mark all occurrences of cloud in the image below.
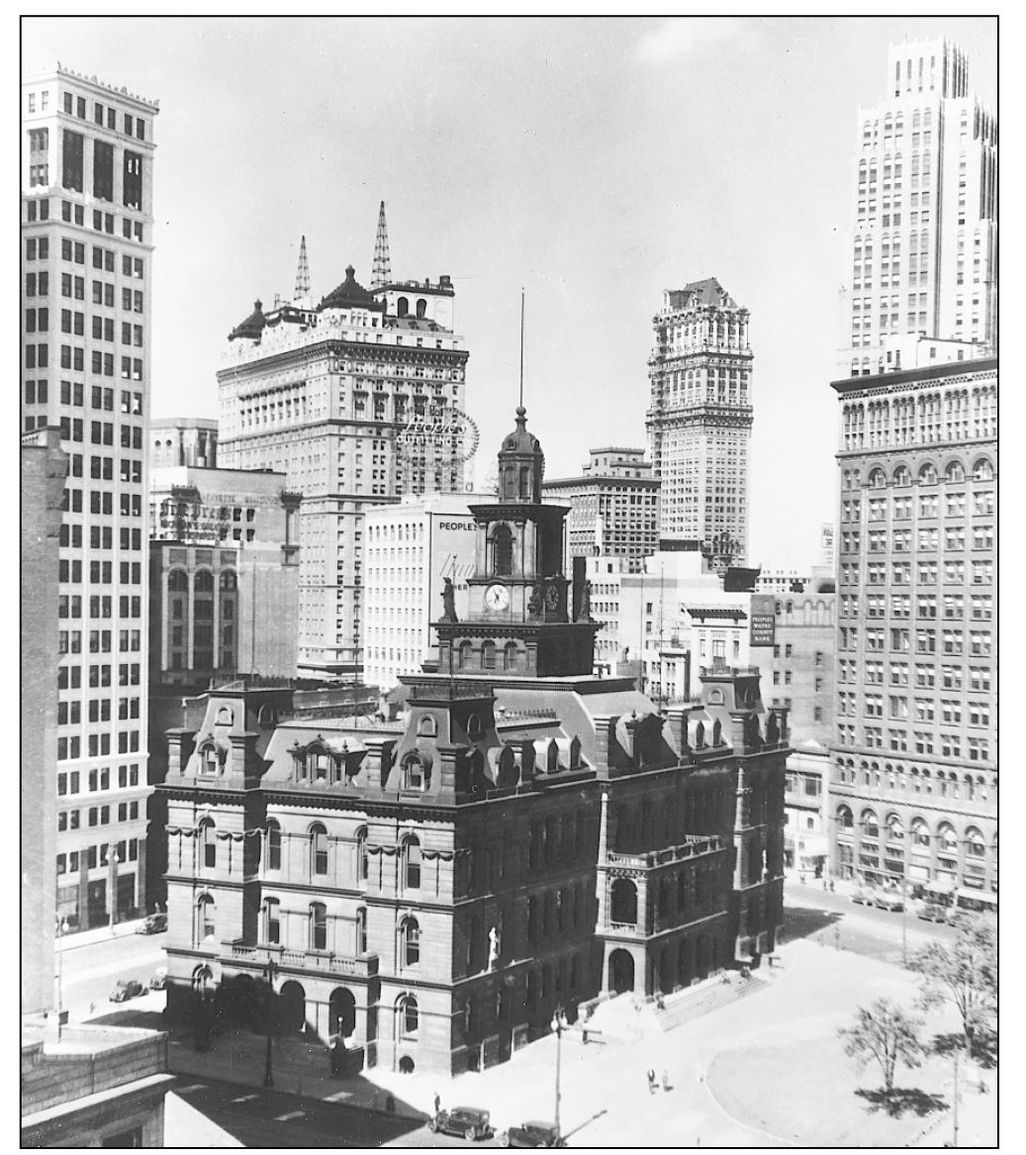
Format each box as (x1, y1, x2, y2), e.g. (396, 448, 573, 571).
(635, 17, 752, 65)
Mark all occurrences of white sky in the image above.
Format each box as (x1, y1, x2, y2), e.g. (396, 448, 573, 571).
(20, 14, 997, 570)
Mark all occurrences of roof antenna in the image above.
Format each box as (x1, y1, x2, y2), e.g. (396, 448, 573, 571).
(518, 288, 525, 410)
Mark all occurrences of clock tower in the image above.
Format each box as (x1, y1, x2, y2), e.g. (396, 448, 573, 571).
(435, 407, 599, 677)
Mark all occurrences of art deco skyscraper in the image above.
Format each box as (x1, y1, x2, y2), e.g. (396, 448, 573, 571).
(21, 65, 158, 932)
(842, 39, 997, 376)
(646, 278, 753, 562)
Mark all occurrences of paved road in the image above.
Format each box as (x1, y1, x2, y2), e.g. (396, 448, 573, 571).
(169, 1077, 493, 1148)
(61, 928, 167, 1019)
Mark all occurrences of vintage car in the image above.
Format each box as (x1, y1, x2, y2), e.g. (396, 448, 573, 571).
(428, 1106, 492, 1141)
(917, 903, 950, 924)
(136, 913, 168, 935)
(498, 1121, 564, 1148)
(110, 978, 145, 1002)
(850, 888, 874, 905)
(149, 967, 168, 991)
(873, 891, 905, 912)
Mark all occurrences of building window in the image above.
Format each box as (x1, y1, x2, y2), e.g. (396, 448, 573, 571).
(266, 821, 282, 871)
(197, 894, 215, 943)
(199, 818, 216, 868)
(401, 916, 421, 966)
(264, 898, 281, 944)
(403, 836, 422, 889)
(491, 525, 513, 575)
(310, 823, 329, 876)
(310, 902, 327, 951)
(398, 993, 419, 1037)
(356, 827, 368, 882)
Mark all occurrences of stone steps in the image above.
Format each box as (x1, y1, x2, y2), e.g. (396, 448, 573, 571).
(655, 974, 768, 1032)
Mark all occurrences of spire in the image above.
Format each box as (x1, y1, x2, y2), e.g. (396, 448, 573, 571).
(294, 235, 310, 300)
(372, 201, 391, 290)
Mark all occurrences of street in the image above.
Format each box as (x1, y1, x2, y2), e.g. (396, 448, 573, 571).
(60, 926, 167, 1021)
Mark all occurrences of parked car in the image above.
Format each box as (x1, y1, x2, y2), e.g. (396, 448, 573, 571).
(149, 967, 168, 991)
(110, 979, 145, 1002)
(851, 889, 874, 905)
(873, 892, 904, 912)
(136, 913, 167, 934)
(428, 1106, 492, 1141)
(918, 903, 950, 924)
(498, 1121, 564, 1148)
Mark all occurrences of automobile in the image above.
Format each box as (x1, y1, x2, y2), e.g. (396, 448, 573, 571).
(917, 903, 950, 924)
(149, 967, 168, 991)
(428, 1106, 492, 1141)
(498, 1121, 564, 1148)
(850, 889, 874, 905)
(873, 892, 905, 912)
(136, 913, 167, 935)
(110, 979, 145, 1003)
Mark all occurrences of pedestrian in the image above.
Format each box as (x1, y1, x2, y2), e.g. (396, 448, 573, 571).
(434, 1092, 441, 1115)
(829, 880, 835, 893)
(662, 1069, 672, 1091)
(647, 1068, 657, 1094)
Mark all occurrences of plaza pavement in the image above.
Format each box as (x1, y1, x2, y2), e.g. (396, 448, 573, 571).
(166, 933, 996, 1147)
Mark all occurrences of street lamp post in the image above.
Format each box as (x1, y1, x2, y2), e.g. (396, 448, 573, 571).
(263, 956, 277, 1088)
(55, 916, 70, 1037)
(550, 1009, 567, 1142)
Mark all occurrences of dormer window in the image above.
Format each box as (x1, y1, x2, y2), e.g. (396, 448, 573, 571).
(402, 754, 427, 792)
(199, 743, 220, 775)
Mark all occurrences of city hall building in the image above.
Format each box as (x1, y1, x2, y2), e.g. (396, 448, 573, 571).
(160, 411, 788, 1076)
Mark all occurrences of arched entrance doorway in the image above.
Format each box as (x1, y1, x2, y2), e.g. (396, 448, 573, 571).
(329, 986, 357, 1039)
(608, 948, 635, 994)
(279, 980, 306, 1033)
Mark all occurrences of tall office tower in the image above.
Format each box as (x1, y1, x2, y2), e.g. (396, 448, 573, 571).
(829, 357, 996, 913)
(218, 213, 470, 679)
(646, 279, 753, 561)
(542, 447, 660, 573)
(843, 39, 997, 376)
(21, 66, 158, 933)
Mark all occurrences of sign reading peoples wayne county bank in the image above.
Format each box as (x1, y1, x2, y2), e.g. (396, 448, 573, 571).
(749, 593, 776, 647)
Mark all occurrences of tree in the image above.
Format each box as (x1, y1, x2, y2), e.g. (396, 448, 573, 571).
(838, 998, 923, 1097)
(907, 916, 996, 1056)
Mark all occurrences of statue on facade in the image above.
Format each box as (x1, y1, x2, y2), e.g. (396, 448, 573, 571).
(578, 579, 593, 622)
(528, 583, 544, 617)
(488, 926, 500, 968)
(440, 577, 458, 622)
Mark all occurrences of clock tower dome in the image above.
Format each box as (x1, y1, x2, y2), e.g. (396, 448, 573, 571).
(435, 407, 599, 677)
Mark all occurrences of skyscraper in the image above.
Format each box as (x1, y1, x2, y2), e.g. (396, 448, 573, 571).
(646, 279, 753, 561)
(217, 206, 471, 678)
(22, 65, 158, 932)
(842, 38, 997, 376)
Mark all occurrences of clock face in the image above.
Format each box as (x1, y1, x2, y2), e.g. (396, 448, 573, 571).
(484, 583, 510, 612)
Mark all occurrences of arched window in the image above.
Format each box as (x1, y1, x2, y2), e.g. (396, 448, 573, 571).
(965, 827, 985, 858)
(310, 902, 327, 951)
(893, 465, 911, 486)
(944, 460, 965, 482)
(198, 817, 216, 868)
(457, 641, 473, 670)
(168, 569, 188, 592)
(356, 827, 368, 882)
(415, 298, 427, 319)
(403, 835, 422, 889)
(416, 715, 437, 738)
(401, 916, 420, 966)
(396, 296, 409, 318)
(868, 467, 886, 488)
(519, 467, 530, 499)
(886, 814, 904, 843)
(918, 462, 937, 484)
(972, 457, 994, 481)
(310, 823, 328, 876)
(503, 642, 518, 671)
(220, 570, 237, 591)
(861, 810, 879, 839)
(491, 525, 513, 576)
(938, 823, 958, 854)
(610, 878, 638, 925)
(397, 993, 418, 1037)
(836, 805, 854, 828)
(263, 897, 280, 944)
(402, 753, 427, 791)
(199, 743, 219, 775)
(481, 641, 496, 670)
(194, 569, 214, 593)
(266, 820, 282, 871)
(196, 893, 215, 942)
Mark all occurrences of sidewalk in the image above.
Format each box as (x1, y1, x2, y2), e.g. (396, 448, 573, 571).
(58, 917, 148, 951)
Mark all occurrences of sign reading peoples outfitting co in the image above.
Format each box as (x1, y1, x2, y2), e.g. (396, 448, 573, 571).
(394, 405, 480, 465)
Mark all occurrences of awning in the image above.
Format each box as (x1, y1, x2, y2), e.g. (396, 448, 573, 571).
(957, 887, 997, 906)
(923, 879, 956, 895)
(687, 607, 748, 621)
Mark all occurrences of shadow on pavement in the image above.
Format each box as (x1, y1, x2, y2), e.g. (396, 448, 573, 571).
(781, 902, 844, 942)
(87, 1008, 168, 1031)
(855, 1086, 948, 1118)
(931, 1027, 997, 1069)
